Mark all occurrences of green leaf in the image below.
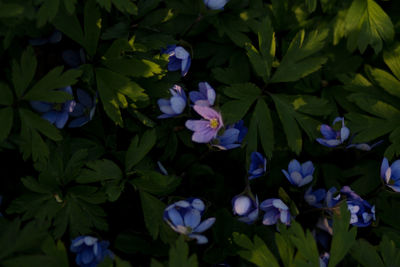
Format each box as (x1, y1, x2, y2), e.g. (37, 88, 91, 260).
(37, 0, 60, 27)
(0, 83, 14, 106)
(95, 68, 124, 125)
(63, 0, 77, 14)
(0, 3, 24, 18)
(345, 0, 394, 54)
(77, 159, 123, 183)
(84, 0, 101, 57)
(19, 109, 62, 142)
(379, 235, 400, 266)
(168, 236, 198, 267)
(97, 0, 112, 12)
(254, 99, 274, 158)
(367, 67, 400, 99)
(125, 129, 157, 171)
(351, 239, 384, 267)
(0, 107, 13, 142)
(233, 233, 280, 267)
(12, 47, 37, 98)
(305, 0, 317, 12)
(23, 67, 82, 102)
(328, 201, 357, 267)
(245, 17, 275, 81)
(271, 94, 302, 154)
(270, 29, 328, 83)
(221, 99, 254, 126)
(223, 83, 261, 100)
(288, 221, 320, 266)
(111, 0, 138, 14)
(383, 44, 400, 80)
(275, 232, 294, 267)
(139, 191, 166, 240)
(103, 58, 163, 78)
(52, 10, 85, 46)
(131, 171, 181, 196)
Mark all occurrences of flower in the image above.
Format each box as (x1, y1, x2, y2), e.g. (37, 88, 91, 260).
(316, 117, 350, 147)
(212, 120, 247, 150)
(325, 187, 340, 208)
(189, 82, 216, 107)
(282, 159, 314, 187)
(30, 86, 76, 129)
(68, 89, 97, 128)
(185, 105, 223, 143)
(340, 186, 375, 227)
(260, 198, 291, 225)
(70, 236, 113, 267)
(381, 157, 400, 192)
(162, 45, 191, 76)
(346, 138, 383, 151)
(304, 187, 326, 208)
(157, 161, 168, 175)
(232, 194, 259, 224)
(319, 252, 330, 267)
(248, 152, 267, 180)
(29, 30, 62, 46)
(62, 48, 86, 68)
(157, 85, 187, 119)
(203, 0, 229, 10)
(163, 198, 216, 244)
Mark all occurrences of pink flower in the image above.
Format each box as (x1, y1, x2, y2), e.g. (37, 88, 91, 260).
(185, 105, 223, 143)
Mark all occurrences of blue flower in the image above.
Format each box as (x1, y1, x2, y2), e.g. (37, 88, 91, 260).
(248, 152, 267, 180)
(316, 117, 350, 147)
(213, 120, 247, 150)
(70, 236, 113, 267)
(157, 161, 168, 175)
(346, 139, 383, 151)
(62, 48, 86, 68)
(30, 86, 76, 129)
(232, 194, 259, 224)
(158, 85, 187, 119)
(260, 198, 291, 225)
(29, 30, 62, 46)
(319, 252, 330, 267)
(381, 157, 400, 192)
(163, 198, 216, 244)
(203, 0, 229, 10)
(325, 187, 340, 208)
(304, 187, 326, 208)
(189, 82, 216, 107)
(163, 45, 191, 76)
(68, 89, 97, 128)
(282, 159, 314, 187)
(340, 186, 375, 227)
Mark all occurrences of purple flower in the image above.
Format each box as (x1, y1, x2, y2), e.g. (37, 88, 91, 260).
(282, 159, 314, 187)
(213, 120, 247, 150)
(163, 45, 191, 76)
(163, 198, 216, 244)
(68, 89, 96, 128)
(260, 198, 290, 225)
(157, 85, 187, 119)
(304, 187, 326, 208)
(29, 30, 62, 46)
(30, 86, 76, 129)
(340, 186, 375, 227)
(185, 105, 223, 143)
(204, 0, 229, 10)
(316, 117, 350, 147)
(62, 48, 86, 68)
(189, 82, 216, 107)
(248, 152, 267, 180)
(346, 138, 383, 151)
(70, 236, 113, 267)
(381, 157, 400, 192)
(232, 194, 259, 224)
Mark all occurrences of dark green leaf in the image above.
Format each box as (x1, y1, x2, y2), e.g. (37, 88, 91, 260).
(126, 129, 157, 171)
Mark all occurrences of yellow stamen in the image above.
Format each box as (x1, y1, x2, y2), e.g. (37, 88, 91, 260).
(210, 118, 219, 129)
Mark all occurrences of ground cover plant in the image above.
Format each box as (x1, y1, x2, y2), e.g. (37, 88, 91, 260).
(1, 0, 400, 266)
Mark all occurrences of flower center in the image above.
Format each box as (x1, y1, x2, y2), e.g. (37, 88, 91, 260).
(209, 118, 219, 129)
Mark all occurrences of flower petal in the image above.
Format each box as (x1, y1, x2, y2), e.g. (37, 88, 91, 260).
(185, 120, 209, 131)
(193, 217, 216, 233)
(192, 127, 217, 143)
(288, 159, 301, 173)
(233, 196, 252, 216)
(170, 96, 186, 114)
(188, 234, 208, 244)
(55, 112, 69, 129)
(193, 105, 221, 120)
(184, 209, 201, 229)
(77, 89, 93, 107)
(390, 160, 400, 180)
(301, 161, 314, 176)
(167, 208, 184, 227)
(30, 101, 52, 113)
(381, 157, 389, 182)
(262, 209, 279, 225)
